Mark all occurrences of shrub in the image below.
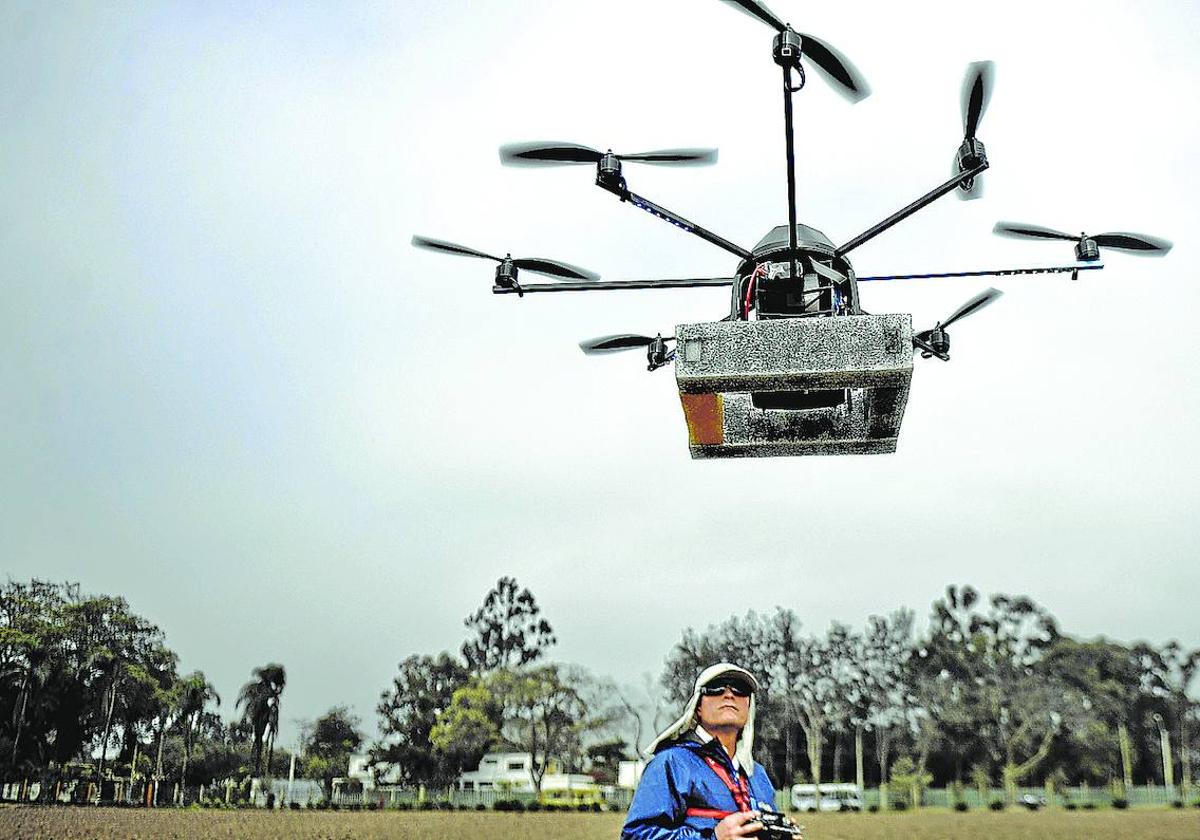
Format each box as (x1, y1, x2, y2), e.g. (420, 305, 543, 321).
(891, 800, 908, 811)
(475, 803, 486, 811)
(1171, 800, 1183, 809)
(989, 800, 1006, 811)
(867, 804, 880, 813)
(1082, 802, 1097, 810)
(526, 801, 542, 812)
(1064, 802, 1078, 811)
(394, 801, 412, 811)
(289, 802, 301, 811)
(418, 801, 435, 811)
(1111, 798, 1128, 810)
(953, 801, 969, 812)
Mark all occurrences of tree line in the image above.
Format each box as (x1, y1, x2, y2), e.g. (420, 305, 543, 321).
(3, 576, 1196, 804)
(0, 579, 355, 799)
(661, 586, 1198, 800)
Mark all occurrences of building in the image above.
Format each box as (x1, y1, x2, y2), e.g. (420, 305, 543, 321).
(457, 752, 595, 794)
(617, 759, 646, 790)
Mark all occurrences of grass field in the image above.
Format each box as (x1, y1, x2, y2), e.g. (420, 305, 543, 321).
(1, 807, 1198, 839)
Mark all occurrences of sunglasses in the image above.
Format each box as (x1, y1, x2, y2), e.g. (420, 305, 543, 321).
(700, 680, 753, 698)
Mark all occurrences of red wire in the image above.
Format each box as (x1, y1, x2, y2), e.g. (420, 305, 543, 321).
(743, 264, 764, 319)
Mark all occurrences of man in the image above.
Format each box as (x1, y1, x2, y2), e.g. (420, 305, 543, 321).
(622, 663, 797, 839)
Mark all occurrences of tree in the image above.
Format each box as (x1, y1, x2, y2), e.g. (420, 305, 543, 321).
(1132, 641, 1199, 791)
(426, 665, 594, 792)
(919, 586, 1070, 802)
(237, 663, 286, 777)
(488, 665, 589, 793)
(461, 577, 556, 673)
(1042, 636, 1143, 787)
(0, 580, 175, 777)
(374, 653, 471, 786)
(853, 610, 914, 795)
(300, 706, 363, 797)
(177, 671, 220, 789)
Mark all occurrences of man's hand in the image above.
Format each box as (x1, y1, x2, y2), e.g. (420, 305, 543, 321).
(714, 810, 762, 839)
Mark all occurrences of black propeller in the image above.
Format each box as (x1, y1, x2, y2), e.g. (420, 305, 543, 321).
(953, 60, 994, 200)
(717, 1, 870, 102)
(499, 142, 717, 168)
(914, 287, 1003, 360)
(579, 333, 675, 371)
(411, 235, 600, 281)
(993, 222, 1173, 258)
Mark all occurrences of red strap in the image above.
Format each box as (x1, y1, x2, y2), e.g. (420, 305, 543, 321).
(702, 755, 752, 813)
(686, 807, 733, 820)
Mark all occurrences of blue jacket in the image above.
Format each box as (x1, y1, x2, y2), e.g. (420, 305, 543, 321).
(622, 738, 778, 839)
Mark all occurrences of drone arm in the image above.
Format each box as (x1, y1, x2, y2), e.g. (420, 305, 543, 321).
(857, 263, 1104, 283)
(597, 180, 753, 261)
(492, 277, 735, 294)
(834, 160, 989, 258)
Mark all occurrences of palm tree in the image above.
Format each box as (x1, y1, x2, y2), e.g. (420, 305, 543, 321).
(178, 671, 220, 793)
(237, 664, 286, 777)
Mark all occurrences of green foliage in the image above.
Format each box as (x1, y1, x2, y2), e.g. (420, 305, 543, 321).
(889, 756, 931, 807)
(429, 679, 500, 771)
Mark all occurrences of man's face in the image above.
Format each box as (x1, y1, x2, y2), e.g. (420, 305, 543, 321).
(696, 677, 751, 731)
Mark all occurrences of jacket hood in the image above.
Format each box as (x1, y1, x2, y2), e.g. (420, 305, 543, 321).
(645, 662, 759, 770)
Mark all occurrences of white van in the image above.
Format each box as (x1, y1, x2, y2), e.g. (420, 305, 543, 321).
(790, 783, 864, 812)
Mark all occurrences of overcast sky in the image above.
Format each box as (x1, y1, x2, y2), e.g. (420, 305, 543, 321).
(3, 0, 1198, 748)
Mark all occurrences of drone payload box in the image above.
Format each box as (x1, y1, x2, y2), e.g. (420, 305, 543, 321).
(674, 314, 913, 458)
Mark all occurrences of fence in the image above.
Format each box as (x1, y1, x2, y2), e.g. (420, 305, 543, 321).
(794, 783, 1195, 810)
(2, 779, 1194, 810)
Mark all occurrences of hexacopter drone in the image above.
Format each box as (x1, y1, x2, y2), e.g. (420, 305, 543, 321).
(413, 0, 1172, 459)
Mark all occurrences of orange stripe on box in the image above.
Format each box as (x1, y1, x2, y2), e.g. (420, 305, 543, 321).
(679, 393, 724, 445)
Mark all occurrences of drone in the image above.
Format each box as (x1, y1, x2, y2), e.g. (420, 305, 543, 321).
(412, 0, 1172, 458)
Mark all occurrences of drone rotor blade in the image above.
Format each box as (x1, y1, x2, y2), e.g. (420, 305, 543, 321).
(512, 257, 600, 282)
(719, 0, 786, 31)
(499, 141, 603, 167)
(798, 33, 871, 102)
(619, 148, 718, 166)
(1092, 231, 1173, 256)
(961, 60, 994, 140)
(579, 334, 655, 355)
(411, 235, 499, 262)
(941, 287, 1003, 329)
(992, 221, 1077, 241)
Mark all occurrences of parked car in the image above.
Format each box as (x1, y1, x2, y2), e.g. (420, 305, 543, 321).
(790, 783, 864, 812)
